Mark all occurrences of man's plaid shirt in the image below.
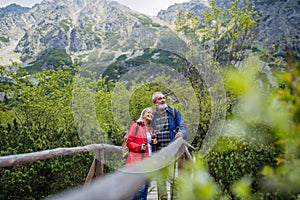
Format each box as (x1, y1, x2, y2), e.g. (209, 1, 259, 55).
(153, 111, 170, 150)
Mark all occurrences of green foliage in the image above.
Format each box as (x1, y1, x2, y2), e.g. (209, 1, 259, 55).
(83, 16, 94, 33)
(175, 54, 299, 199)
(161, 4, 300, 190)
(258, 50, 300, 195)
(0, 122, 92, 200)
(128, 83, 155, 120)
(129, 13, 156, 27)
(59, 19, 71, 32)
(0, 35, 10, 43)
(206, 134, 280, 196)
(179, 157, 220, 200)
(26, 49, 72, 74)
(94, 75, 120, 144)
(152, 23, 161, 27)
(0, 65, 93, 199)
(102, 48, 195, 83)
(175, 0, 257, 67)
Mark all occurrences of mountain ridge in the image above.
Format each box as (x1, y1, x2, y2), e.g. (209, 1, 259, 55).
(0, 0, 183, 68)
(0, 0, 299, 68)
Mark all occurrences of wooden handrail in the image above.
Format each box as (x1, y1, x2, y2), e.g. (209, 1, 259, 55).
(48, 138, 192, 200)
(0, 138, 195, 200)
(0, 144, 121, 168)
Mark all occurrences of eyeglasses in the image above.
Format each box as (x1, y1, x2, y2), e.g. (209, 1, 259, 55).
(157, 96, 165, 100)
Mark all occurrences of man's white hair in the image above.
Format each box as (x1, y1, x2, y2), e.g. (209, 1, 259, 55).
(152, 91, 163, 103)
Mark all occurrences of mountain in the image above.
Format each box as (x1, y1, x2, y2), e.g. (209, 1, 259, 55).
(0, 4, 31, 64)
(251, 0, 300, 58)
(157, 0, 300, 60)
(157, 0, 209, 24)
(0, 0, 299, 70)
(0, 3, 30, 15)
(0, 0, 185, 70)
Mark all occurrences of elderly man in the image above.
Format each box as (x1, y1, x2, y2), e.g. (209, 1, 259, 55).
(151, 91, 188, 200)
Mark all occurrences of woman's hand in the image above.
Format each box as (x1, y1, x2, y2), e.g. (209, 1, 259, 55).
(151, 133, 158, 144)
(141, 143, 147, 151)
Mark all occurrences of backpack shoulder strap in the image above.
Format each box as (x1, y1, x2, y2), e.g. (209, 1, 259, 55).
(126, 123, 140, 139)
(172, 107, 176, 120)
(135, 123, 139, 136)
(132, 123, 140, 142)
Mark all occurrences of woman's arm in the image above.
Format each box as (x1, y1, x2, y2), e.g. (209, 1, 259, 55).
(126, 122, 142, 152)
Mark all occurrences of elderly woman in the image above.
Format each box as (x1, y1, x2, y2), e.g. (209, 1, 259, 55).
(126, 107, 157, 200)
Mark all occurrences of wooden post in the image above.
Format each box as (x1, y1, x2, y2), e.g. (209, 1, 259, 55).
(177, 144, 186, 170)
(184, 146, 194, 162)
(84, 158, 96, 187)
(84, 149, 105, 187)
(95, 149, 104, 177)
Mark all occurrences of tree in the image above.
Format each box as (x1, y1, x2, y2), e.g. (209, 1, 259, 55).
(175, 0, 257, 67)
(0, 65, 93, 199)
(174, 0, 299, 198)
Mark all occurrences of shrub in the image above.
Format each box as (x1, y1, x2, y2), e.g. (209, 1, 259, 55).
(206, 123, 282, 198)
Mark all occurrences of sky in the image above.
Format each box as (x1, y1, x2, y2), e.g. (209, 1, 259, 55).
(0, 0, 190, 16)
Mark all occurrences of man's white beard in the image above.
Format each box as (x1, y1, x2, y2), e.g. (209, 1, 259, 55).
(156, 103, 167, 111)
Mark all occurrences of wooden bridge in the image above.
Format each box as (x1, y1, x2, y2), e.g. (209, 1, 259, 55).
(0, 138, 194, 200)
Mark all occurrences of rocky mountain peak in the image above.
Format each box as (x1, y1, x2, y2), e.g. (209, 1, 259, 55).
(0, 0, 299, 67)
(157, 0, 209, 24)
(0, 4, 30, 15)
(0, 0, 177, 66)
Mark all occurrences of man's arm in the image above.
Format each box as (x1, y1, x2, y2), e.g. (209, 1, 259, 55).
(175, 109, 188, 138)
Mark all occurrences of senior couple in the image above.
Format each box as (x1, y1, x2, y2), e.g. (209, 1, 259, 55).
(126, 92, 188, 200)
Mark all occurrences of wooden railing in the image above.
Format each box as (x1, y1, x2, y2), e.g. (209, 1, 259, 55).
(49, 138, 194, 200)
(0, 138, 194, 200)
(0, 144, 121, 168)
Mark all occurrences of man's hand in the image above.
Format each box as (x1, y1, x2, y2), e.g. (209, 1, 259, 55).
(174, 130, 183, 139)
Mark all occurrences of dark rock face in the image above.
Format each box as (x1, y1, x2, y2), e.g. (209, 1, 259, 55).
(157, 0, 300, 59)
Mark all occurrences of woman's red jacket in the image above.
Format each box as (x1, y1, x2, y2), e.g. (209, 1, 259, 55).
(126, 121, 153, 165)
